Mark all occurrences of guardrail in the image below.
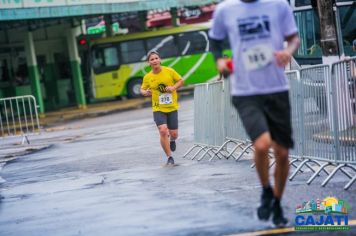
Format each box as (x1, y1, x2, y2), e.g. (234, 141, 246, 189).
(185, 57, 356, 190)
(0, 95, 41, 144)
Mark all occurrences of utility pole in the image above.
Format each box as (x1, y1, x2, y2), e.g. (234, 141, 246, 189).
(104, 15, 113, 37)
(315, 0, 340, 64)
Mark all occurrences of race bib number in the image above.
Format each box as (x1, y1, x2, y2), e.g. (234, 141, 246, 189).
(242, 44, 273, 71)
(159, 93, 173, 105)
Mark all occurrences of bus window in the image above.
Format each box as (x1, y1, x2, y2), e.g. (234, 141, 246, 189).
(146, 35, 178, 59)
(92, 45, 119, 74)
(177, 31, 209, 55)
(120, 40, 146, 64)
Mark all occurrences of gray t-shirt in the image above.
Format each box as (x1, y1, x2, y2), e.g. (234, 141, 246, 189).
(209, 0, 298, 96)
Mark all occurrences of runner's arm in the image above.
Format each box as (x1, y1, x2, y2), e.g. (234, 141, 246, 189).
(209, 3, 228, 76)
(140, 77, 152, 96)
(210, 38, 230, 79)
(166, 79, 183, 93)
(275, 33, 300, 67)
(210, 38, 224, 61)
(140, 88, 151, 96)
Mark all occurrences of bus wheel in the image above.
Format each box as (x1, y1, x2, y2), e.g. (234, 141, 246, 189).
(127, 78, 143, 98)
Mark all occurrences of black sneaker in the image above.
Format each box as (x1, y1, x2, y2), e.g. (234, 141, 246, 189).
(170, 140, 176, 152)
(166, 156, 175, 165)
(257, 187, 274, 221)
(272, 200, 289, 228)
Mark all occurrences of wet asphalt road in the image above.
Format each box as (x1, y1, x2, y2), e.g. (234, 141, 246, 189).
(0, 96, 355, 236)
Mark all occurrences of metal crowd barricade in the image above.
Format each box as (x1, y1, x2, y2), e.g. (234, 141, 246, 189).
(0, 95, 41, 144)
(183, 80, 254, 162)
(196, 81, 226, 161)
(210, 80, 252, 162)
(316, 58, 356, 190)
(287, 60, 356, 190)
(185, 58, 355, 190)
(183, 81, 226, 161)
(288, 65, 332, 181)
(286, 70, 308, 172)
(183, 83, 208, 159)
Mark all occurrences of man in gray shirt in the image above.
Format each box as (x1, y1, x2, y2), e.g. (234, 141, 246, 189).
(209, 0, 300, 227)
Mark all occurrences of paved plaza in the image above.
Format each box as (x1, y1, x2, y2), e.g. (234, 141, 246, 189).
(0, 97, 355, 236)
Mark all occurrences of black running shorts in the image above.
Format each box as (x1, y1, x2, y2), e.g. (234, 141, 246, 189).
(232, 91, 294, 149)
(153, 110, 178, 129)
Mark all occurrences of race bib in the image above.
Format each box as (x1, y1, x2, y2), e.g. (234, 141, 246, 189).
(242, 44, 273, 71)
(159, 93, 173, 105)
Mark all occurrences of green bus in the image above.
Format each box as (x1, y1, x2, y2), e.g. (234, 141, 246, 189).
(85, 22, 221, 99)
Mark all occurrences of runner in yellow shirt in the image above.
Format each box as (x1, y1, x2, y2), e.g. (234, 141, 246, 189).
(141, 51, 184, 165)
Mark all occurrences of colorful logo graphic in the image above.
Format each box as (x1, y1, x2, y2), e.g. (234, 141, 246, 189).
(295, 197, 350, 231)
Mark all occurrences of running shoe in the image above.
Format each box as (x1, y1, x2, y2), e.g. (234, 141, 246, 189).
(166, 156, 175, 165)
(170, 140, 176, 152)
(272, 200, 289, 227)
(257, 187, 274, 221)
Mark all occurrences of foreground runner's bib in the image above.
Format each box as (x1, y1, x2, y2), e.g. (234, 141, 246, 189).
(242, 44, 273, 71)
(159, 93, 173, 105)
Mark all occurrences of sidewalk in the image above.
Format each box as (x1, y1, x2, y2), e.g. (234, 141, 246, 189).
(0, 97, 151, 164)
(40, 97, 151, 127)
(40, 88, 193, 127)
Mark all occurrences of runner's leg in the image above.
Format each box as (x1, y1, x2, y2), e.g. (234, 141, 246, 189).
(158, 124, 171, 157)
(169, 130, 178, 140)
(271, 142, 289, 200)
(167, 111, 178, 152)
(254, 132, 272, 187)
(271, 142, 289, 227)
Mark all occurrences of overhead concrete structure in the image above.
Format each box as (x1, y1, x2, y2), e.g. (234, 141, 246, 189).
(0, 0, 218, 20)
(0, 0, 218, 114)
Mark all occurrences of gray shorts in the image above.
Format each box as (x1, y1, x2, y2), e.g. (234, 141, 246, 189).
(232, 92, 294, 149)
(153, 110, 178, 129)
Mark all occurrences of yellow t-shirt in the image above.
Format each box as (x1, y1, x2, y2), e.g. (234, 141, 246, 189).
(141, 66, 182, 112)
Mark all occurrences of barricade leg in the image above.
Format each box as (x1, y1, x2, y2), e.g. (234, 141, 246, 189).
(216, 151, 227, 160)
(289, 158, 305, 173)
(191, 146, 207, 160)
(210, 139, 242, 161)
(182, 144, 201, 158)
(344, 174, 356, 190)
(321, 164, 346, 187)
(322, 164, 356, 187)
(209, 149, 224, 161)
(304, 161, 328, 176)
(307, 162, 331, 185)
(211, 139, 232, 158)
(224, 142, 245, 160)
(289, 159, 309, 181)
(269, 159, 276, 169)
(235, 143, 253, 162)
(197, 147, 215, 161)
(340, 168, 353, 179)
(290, 159, 329, 181)
(21, 135, 30, 145)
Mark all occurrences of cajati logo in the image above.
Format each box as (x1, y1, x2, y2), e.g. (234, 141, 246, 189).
(295, 197, 350, 231)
